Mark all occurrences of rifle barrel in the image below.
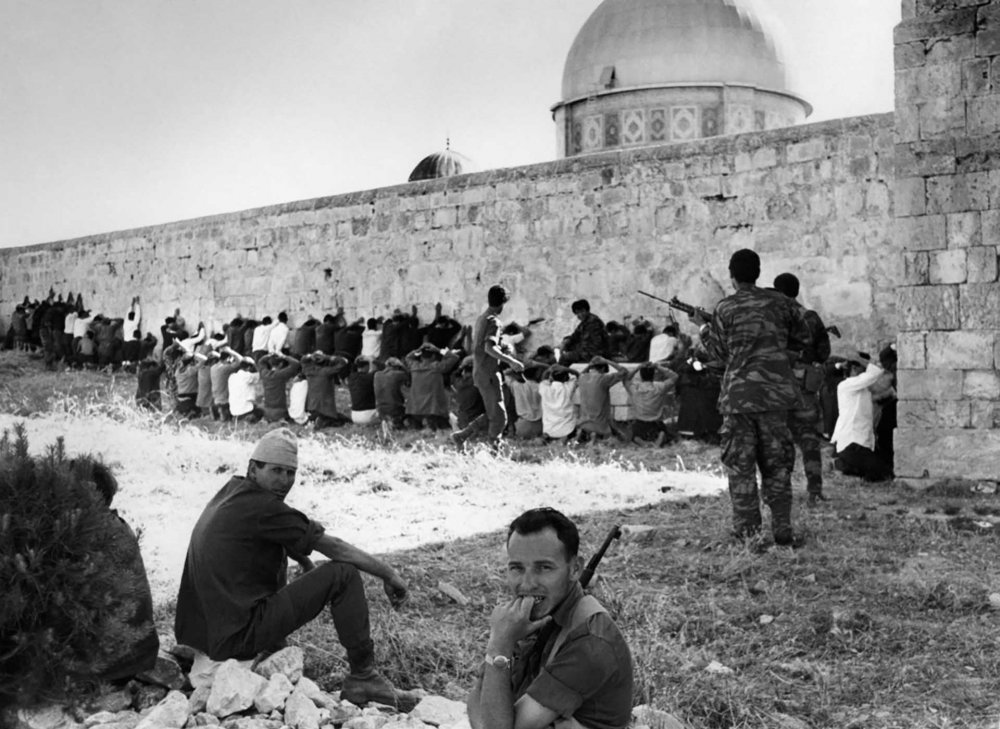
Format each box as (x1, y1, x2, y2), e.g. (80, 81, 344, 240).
(637, 290, 673, 306)
(579, 525, 622, 589)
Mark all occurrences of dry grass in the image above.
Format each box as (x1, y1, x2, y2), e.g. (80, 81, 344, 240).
(3, 351, 1000, 728)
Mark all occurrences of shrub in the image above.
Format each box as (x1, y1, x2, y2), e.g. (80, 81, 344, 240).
(0, 424, 156, 707)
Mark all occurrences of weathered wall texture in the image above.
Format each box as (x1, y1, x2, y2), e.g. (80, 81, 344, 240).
(894, 0, 1000, 482)
(0, 114, 896, 351)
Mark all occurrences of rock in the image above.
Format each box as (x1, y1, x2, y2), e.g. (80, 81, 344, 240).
(292, 677, 337, 709)
(342, 717, 389, 729)
(253, 673, 294, 714)
(227, 719, 281, 729)
(192, 713, 220, 726)
(9, 705, 82, 729)
(327, 703, 363, 724)
(409, 696, 466, 726)
(436, 581, 469, 606)
(436, 717, 471, 729)
(206, 660, 268, 718)
(188, 687, 211, 715)
(138, 651, 188, 690)
(253, 647, 304, 683)
(86, 691, 134, 715)
(133, 685, 168, 712)
(135, 690, 190, 729)
(631, 705, 686, 729)
(84, 712, 118, 727)
(87, 712, 140, 729)
(283, 691, 321, 729)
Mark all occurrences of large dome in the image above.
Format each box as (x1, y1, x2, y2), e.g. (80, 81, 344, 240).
(562, 0, 802, 102)
(551, 0, 811, 157)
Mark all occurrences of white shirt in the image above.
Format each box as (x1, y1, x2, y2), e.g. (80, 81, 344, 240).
(539, 379, 578, 438)
(72, 315, 93, 338)
(63, 311, 78, 335)
(228, 370, 260, 416)
(648, 333, 678, 362)
(506, 376, 542, 422)
(361, 329, 382, 360)
(251, 322, 275, 352)
(267, 321, 289, 354)
(287, 379, 309, 424)
(831, 363, 883, 452)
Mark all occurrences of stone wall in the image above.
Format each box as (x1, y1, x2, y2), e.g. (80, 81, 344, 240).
(0, 114, 895, 352)
(894, 0, 1000, 482)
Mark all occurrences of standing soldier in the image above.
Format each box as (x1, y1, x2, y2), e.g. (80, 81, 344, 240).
(690, 250, 809, 545)
(773, 273, 831, 506)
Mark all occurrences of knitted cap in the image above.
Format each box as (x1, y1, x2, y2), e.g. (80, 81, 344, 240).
(250, 428, 298, 469)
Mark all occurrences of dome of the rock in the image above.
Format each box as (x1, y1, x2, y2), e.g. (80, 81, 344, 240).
(552, 0, 811, 157)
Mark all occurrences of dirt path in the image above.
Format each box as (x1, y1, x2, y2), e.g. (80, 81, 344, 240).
(0, 413, 725, 607)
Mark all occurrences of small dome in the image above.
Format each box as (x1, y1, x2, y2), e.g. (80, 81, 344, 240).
(561, 0, 805, 107)
(408, 148, 476, 182)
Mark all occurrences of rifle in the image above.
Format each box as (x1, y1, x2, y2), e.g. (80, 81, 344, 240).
(826, 325, 841, 339)
(637, 290, 712, 321)
(579, 525, 622, 589)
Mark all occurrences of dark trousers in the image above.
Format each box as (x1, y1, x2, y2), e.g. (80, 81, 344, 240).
(211, 403, 232, 421)
(788, 392, 823, 496)
(835, 443, 893, 482)
(222, 561, 374, 672)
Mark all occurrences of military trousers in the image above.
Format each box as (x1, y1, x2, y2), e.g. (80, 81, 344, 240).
(720, 411, 795, 539)
(788, 391, 823, 496)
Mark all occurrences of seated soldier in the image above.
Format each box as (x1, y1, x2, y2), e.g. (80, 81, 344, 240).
(623, 361, 678, 447)
(559, 300, 610, 365)
(466, 508, 633, 729)
(175, 429, 410, 705)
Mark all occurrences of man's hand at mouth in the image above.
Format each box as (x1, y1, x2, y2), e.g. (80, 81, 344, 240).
(487, 595, 552, 655)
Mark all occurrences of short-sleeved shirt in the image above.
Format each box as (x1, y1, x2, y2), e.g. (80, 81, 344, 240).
(539, 380, 578, 438)
(511, 583, 633, 729)
(506, 377, 542, 422)
(174, 476, 325, 659)
(624, 378, 673, 422)
(472, 309, 502, 387)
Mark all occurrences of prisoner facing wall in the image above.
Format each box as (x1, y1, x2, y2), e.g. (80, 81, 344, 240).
(0, 113, 895, 355)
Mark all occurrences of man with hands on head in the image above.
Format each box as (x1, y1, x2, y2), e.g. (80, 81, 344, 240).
(175, 428, 410, 707)
(467, 508, 633, 729)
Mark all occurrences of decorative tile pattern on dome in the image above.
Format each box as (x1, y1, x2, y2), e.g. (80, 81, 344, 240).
(604, 112, 620, 147)
(583, 115, 603, 152)
(622, 109, 645, 146)
(649, 109, 667, 142)
(671, 106, 699, 141)
(727, 104, 753, 135)
(702, 107, 720, 137)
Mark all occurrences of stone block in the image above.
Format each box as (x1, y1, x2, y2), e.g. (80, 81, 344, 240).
(894, 8, 977, 43)
(954, 133, 1000, 173)
(897, 40, 927, 69)
(967, 95, 1000, 136)
(903, 251, 931, 284)
(963, 57, 991, 95)
(895, 140, 956, 177)
(929, 248, 968, 282)
(897, 332, 928, 368)
(919, 96, 967, 138)
(971, 399, 1000, 428)
(959, 282, 1000, 326)
(967, 245, 999, 282)
(899, 369, 966, 400)
(751, 147, 777, 169)
(965, 369, 1000, 398)
(977, 4, 1000, 56)
(946, 211, 981, 247)
(903, 0, 917, 20)
(896, 102, 921, 144)
(898, 400, 937, 429)
(894, 176, 927, 216)
(786, 139, 827, 163)
(897, 284, 961, 329)
(917, 61, 964, 97)
(896, 427, 1000, 479)
(894, 214, 946, 251)
(926, 172, 990, 213)
(917, 0, 992, 16)
(926, 330, 995, 367)
(927, 32, 978, 63)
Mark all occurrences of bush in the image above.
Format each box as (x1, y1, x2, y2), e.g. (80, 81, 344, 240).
(0, 424, 156, 708)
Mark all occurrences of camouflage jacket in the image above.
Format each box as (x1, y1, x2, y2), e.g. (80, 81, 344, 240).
(795, 302, 831, 365)
(700, 284, 809, 414)
(564, 312, 610, 359)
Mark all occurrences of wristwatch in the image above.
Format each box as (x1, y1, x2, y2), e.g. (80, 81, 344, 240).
(485, 654, 512, 670)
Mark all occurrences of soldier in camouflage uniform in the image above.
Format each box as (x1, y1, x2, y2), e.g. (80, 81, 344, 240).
(773, 273, 831, 506)
(691, 250, 809, 544)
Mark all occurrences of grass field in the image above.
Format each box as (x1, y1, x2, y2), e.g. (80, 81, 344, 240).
(2, 350, 999, 728)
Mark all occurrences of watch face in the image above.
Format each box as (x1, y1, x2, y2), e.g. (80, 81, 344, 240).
(489, 655, 511, 669)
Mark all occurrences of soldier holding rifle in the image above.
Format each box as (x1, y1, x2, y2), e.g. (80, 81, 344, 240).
(467, 508, 633, 729)
(684, 250, 809, 545)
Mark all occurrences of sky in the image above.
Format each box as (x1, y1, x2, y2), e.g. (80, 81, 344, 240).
(0, 0, 902, 249)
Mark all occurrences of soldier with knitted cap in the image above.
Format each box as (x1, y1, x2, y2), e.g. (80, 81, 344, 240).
(175, 428, 411, 706)
(691, 249, 810, 546)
